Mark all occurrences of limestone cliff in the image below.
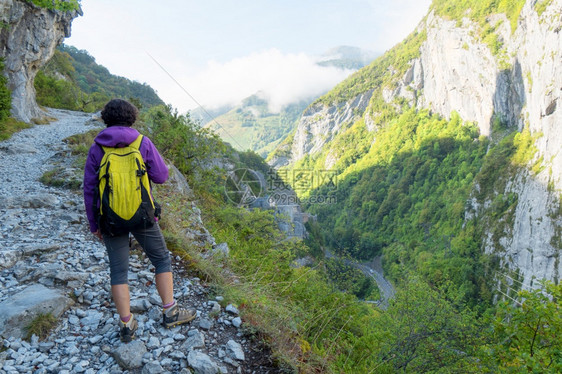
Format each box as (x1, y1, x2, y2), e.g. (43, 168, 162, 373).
(0, 0, 80, 122)
(273, 0, 562, 288)
(289, 90, 373, 168)
(386, 1, 562, 289)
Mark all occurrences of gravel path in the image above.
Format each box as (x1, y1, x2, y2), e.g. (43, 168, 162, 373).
(0, 109, 281, 374)
(0, 109, 93, 197)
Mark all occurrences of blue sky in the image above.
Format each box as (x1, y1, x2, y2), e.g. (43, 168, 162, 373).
(68, 0, 431, 112)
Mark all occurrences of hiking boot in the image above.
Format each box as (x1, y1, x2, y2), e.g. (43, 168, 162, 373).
(118, 314, 138, 343)
(162, 304, 196, 328)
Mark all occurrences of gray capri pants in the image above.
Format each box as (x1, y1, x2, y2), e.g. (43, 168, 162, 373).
(103, 223, 172, 285)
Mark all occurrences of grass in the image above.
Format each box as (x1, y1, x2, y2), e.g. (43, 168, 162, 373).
(152, 196, 308, 368)
(64, 129, 98, 154)
(24, 313, 57, 341)
(0, 117, 32, 141)
(39, 167, 82, 190)
(31, 115, 57, 125)
(68, 291, 79, 303)
(64, 129, 99, 168)
(38, 130, 98, 190)
(152, 182, 314, 371)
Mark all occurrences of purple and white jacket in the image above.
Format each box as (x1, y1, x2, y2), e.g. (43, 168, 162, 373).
(83, 126, 169, 233)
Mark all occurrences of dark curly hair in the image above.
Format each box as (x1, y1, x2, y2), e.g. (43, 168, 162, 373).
(101, 99, 139, 127)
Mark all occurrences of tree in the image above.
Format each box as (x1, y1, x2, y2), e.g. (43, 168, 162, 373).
(374, 276, 483, 373)
(485, 281, 562, 373)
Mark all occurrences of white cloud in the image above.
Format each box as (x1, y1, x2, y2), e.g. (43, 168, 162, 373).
(156, 49, 354, 113)
(68, 1, 431, 115)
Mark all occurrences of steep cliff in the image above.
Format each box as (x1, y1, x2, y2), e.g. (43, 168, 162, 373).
(386, 1, 562, 287)
(0, 0, 80, 122)
(273, 0, 562, 290)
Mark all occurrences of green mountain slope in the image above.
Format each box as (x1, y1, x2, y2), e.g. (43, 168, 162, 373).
(205, 94, 308, 157)
(274, 0, 560, 311)
(301, 109, 531, 306)
(35, 44, 164, 112)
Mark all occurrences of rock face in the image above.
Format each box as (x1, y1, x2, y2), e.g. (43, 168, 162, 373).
(414, 2, 562, 288)
(289, 89, 374, 166)
(0, 0, 81, 122)
(274, 0, 562, 288)
(415, 13, 499, 137)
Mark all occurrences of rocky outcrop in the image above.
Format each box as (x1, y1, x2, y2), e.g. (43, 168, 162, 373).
(415, 14, 502, 137)
(274, 204, 308, 239)
(385, 12, 526, 138)
(289, 89, 373, 165)
(485, 1, 562, 287)
(0, 284, 74, 339)
(0, 0, 81, 122)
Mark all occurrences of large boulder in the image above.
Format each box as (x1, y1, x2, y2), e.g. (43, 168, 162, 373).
(0, 284, 74, 339)
(113, 340, 147, 369)
(187, 350, 220, 374)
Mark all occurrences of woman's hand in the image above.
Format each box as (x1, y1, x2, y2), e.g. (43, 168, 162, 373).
(93, 230, 103, 241)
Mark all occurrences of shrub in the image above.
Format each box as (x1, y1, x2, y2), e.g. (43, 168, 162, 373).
(27, 0, 80, 11)
(0, 58, 12, 123)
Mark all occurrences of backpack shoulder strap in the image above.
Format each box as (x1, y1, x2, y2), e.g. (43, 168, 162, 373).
(129, 135, 144, 150)
(99, 135, 143, 155)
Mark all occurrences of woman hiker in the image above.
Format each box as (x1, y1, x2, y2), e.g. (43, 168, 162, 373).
(83, 99, 196, 342)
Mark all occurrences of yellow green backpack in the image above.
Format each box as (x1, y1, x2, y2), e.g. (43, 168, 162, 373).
(97, 135, 156, 235)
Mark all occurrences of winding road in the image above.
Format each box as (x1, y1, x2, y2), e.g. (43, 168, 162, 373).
(325, 250, 396, 310)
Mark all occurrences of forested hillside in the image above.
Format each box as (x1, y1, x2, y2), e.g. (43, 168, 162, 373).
(274, 0, 561, 307)
(204, 95, 308, 156)
(263, 0, 562, 369)
(34, 44, 163, 112)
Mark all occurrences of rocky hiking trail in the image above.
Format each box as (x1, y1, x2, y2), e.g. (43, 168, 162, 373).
(0, 109, 282, 374)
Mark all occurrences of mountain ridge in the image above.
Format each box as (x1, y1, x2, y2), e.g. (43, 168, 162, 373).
(35, 44, 164, 112)
(191, 45, 376, 156)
